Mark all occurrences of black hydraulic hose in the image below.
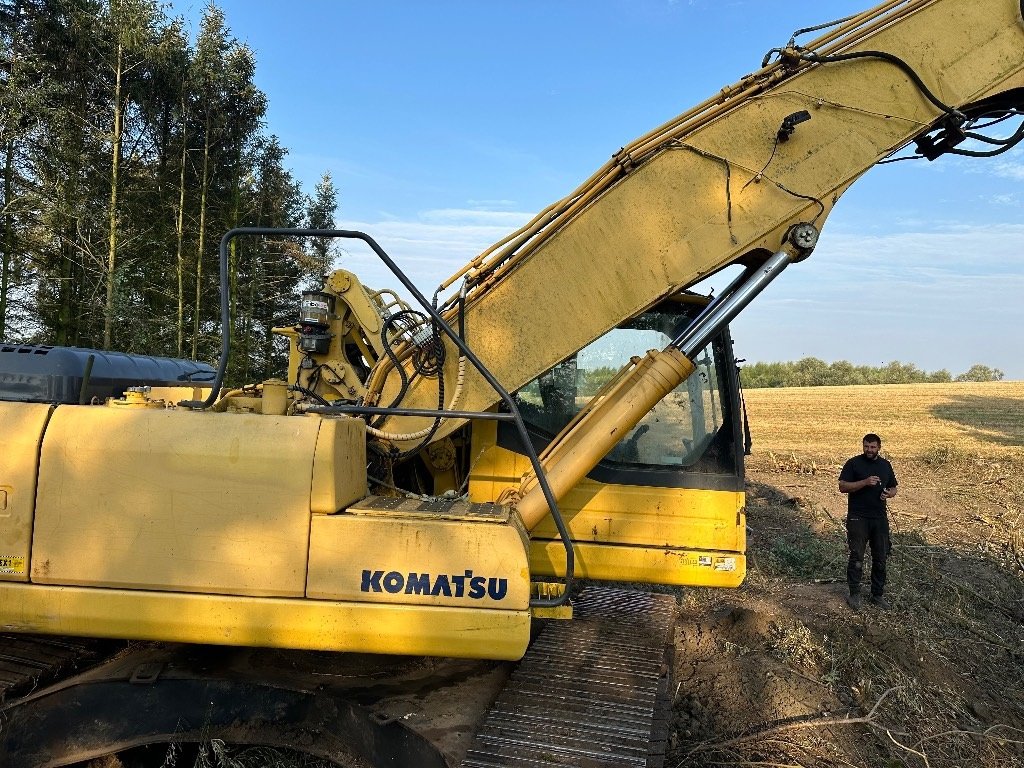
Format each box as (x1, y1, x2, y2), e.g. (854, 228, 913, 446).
(78, 354, 95, 405)
(391, 353, 445, 460)
(373, 312, 412, 427)
(289, 384, 330, 407)
(796, 49, 962, 120)
(945, 139, 1024, 157)
(178, 229, 233, 409)
(953, 120, 1024, 155)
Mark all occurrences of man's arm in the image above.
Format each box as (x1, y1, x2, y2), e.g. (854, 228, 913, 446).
(839, 476, 881, 494)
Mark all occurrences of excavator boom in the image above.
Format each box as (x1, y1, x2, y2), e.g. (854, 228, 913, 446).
(371, 0, 1024, 445)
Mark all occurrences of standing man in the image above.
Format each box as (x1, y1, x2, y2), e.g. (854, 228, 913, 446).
(838, 433, 899, 611)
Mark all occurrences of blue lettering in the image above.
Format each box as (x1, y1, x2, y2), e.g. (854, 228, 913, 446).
(487, 578, 508, 600)
(362, 568, 507, 601)
(405, 572, 431, 595)
(468, 576, 486, 599)
(430, 574, 453, 597)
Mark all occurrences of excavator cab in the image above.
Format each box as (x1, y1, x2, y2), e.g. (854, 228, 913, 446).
(468, 294, 748, 589)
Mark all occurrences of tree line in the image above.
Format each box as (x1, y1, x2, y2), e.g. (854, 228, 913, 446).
(740, 358, 1005, 388)
(1, 0, 339, 383)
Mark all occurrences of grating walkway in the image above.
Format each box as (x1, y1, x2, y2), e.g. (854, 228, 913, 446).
(460, 587, 677, 768)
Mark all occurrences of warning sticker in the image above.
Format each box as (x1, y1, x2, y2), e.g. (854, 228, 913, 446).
(714, 557, 737, 572)
(0, 556, 26, 575)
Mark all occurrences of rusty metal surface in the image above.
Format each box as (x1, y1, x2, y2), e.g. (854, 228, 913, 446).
(459, 586, 677, 767)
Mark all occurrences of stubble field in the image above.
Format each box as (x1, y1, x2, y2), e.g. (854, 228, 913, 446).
(668, 380, 1024, 768)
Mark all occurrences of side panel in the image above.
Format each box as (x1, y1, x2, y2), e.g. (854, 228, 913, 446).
(307, 513, 530, 609)
(0, 402, 54, 582)
(470, 435, 746, 587)
(529, 541, 745, 588)
(0, 583, 530, 659)
(31, 408, 322, 597)
(311, 416, 369, 513)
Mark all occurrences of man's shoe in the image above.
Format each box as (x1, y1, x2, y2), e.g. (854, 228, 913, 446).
(846, 593, 862, 611)
(869, 595, 890, 610)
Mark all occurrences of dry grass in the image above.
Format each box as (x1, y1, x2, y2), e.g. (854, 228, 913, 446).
(743, 381, 1024, 460)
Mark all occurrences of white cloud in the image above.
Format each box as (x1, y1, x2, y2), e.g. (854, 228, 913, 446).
(333, 208, 534, 297)
(733, 223, 1024, 377)
(993, 161, 1024, 181)
(326, 209, 1024, 378)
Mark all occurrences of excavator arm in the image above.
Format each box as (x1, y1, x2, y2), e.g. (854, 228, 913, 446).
(366, 0, 1024, 449)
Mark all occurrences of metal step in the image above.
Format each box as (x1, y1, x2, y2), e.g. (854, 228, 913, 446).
(460, 586, 677, 768)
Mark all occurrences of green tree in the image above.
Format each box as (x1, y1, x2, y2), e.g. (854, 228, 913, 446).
(955, 364, 1004, 382)
(102, 0, 163, 349)
(0, 0, 46, 339)
(305, 171, 338, 286)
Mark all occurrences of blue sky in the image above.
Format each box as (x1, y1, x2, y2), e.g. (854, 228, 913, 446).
(171, 0, 1024, 379)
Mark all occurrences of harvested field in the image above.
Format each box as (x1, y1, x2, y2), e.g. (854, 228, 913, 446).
(668, 381, 1024, 768)
(742, 381, 1024, 459)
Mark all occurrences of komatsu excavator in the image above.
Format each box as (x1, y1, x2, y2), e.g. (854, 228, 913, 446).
(2, 0, 1023, 765)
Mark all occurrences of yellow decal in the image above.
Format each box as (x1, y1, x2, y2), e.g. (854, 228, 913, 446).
(0, 556, 26, 575)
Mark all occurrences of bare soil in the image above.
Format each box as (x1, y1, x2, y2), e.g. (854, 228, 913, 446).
(666, 445, 1024, 768)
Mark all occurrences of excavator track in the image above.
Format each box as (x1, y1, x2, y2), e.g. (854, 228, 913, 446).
(460, 586, 677, 768)
(0, 633, 122, 704)
(0, 587, 677, 767)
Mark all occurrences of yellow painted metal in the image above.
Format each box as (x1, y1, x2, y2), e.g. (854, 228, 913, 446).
(275, 268, 389, 404)
(307, 498, 530, 609)
(470, 425, 746, 586)
(514, 348, 695, 530)
(0, 402, 53, 582)
(262, 378, 289, 415)
(148, 385, 211, 403)
(310, 415, 369, 513)
(529, 541, 746, 588)
(0, 582, 530, 660)
(30, 407, 358, 597)
(106, 389, 166, 409)
(530, 582, 573, 619)
(373, 0, 1024, 448)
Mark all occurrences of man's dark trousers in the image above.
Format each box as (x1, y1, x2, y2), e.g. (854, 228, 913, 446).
(847, 515, 890, 597)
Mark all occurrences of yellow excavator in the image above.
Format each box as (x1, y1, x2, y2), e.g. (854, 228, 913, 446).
(2, 0, 1022, 764)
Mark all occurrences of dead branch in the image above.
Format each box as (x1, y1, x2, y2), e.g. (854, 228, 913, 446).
(914, 723, 1024, 748)
(682, 687, 900, 759)
(882, 728, 930, 768)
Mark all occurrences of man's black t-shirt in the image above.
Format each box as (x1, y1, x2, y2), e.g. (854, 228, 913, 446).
(839, 454, 899, 518)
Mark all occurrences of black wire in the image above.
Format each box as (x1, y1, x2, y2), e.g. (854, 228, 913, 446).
(946, 139, 1024, 158)
(796, 49, 962, 120)
(390, 361, 445, 461)
(741, 135, 781, 191)
(792, 46, 1024, 163)
(876, 154, 925, 165)
(963, 122, 1024, 145)
(289, 384, 330, 406)
(373, 311, 414, 426)
(970, 111, 1023, 130)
